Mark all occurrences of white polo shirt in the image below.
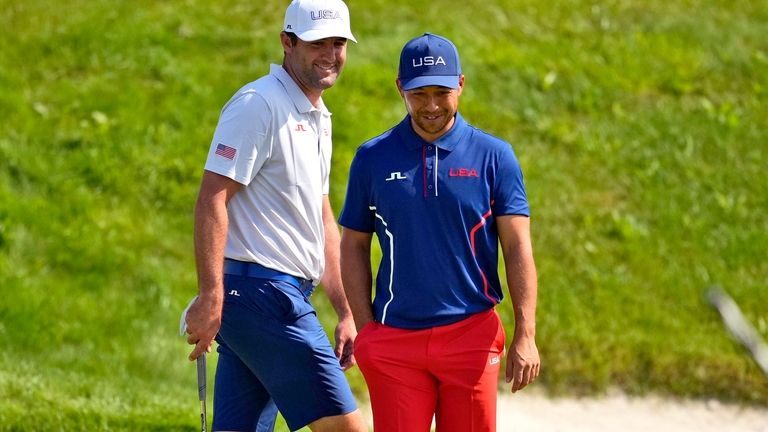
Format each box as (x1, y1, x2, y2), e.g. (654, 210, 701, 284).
(204, 64, 332, 284)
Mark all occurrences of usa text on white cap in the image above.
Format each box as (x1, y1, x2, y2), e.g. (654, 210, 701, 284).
(283, 0, 357, 43)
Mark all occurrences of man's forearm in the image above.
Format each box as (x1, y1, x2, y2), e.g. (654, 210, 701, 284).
(321, 199, 354, 320)
(498, 215, 538, 337)
(341, 262, 375, 330)
(321, 241, 354, 321)
(505, 245, 537, 338)
(194, 194, 228, 304)
(185, 179, 231, 360)
(339, 230, 375, 330)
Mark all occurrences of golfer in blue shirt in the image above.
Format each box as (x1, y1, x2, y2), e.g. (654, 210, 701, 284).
(339, 33, 540, 432)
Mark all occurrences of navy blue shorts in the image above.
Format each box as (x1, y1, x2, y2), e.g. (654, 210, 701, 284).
(212, 273, 358, 431)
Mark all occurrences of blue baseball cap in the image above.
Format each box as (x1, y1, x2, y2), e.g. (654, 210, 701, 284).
(398, 33, 462, 90)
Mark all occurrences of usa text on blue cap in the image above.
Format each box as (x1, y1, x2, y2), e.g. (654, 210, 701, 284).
(398, 33, 461, 90)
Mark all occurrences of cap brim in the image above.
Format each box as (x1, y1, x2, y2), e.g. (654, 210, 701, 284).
(296, 29, 357, 43)
(400, 75, 460, 91)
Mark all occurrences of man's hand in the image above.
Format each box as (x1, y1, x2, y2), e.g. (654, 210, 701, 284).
(505, 335, 540, 392)
(185, 295, 223, 361)
(334, 315, 358, 371)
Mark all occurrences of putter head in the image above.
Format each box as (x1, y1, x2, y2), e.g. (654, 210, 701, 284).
(179, 295, 198, 337)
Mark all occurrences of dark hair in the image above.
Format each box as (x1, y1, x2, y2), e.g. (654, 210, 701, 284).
(284, 31, 299, 46)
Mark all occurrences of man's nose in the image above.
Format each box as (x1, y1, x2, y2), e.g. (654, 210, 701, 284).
(425, 95, 439, 111)
(320, 44, 337, 60)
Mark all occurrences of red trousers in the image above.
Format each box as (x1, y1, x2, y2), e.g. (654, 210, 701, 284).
(355, 308, 506, 432)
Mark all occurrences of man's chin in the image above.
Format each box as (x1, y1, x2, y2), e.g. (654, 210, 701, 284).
(416, 119, 449, 134)
(315, 75, 338, 90)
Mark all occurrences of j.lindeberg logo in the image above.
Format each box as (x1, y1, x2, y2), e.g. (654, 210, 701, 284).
(385, 172, 407, 181)
(311, 10, 341, 20)
(412, 56, 446, 67)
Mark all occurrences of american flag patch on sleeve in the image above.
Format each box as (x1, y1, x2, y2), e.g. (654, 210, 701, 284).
(215, 143, 237, 160)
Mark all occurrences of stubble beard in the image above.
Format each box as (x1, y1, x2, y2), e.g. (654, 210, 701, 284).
(307, 64, 341, 91)
(413, 111, 452, 136)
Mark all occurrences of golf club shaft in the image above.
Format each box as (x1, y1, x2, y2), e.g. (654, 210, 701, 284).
(197, 354, 207, 432)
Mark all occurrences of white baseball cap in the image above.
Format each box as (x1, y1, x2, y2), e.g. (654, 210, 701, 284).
(283, 0, 357, 43)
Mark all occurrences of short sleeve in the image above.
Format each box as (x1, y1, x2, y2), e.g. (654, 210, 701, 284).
(339, 149, 375, 232)
(204, 91, 271, 185)
(491, 145, 530, 217)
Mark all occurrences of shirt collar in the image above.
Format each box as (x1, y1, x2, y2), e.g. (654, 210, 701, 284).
(270, 64, 330, 117)
(396, 112, 468, 151)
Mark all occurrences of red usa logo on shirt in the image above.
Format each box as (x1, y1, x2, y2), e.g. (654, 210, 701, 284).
(448, 168, 479, 177)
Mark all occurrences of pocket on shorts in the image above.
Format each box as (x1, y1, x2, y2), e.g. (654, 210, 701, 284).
(492, 310, 506, 355)
(264, 280, 315, 321)
(230, 278, 300, 322)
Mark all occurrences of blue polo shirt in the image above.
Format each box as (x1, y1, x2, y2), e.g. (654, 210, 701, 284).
(339, 113, 529, 329)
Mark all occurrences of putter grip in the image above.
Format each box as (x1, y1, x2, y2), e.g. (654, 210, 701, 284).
(197, 354, 207, 401)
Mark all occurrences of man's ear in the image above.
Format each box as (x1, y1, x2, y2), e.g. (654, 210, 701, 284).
(279, 31, 294, 53)
(396, 79, 405, 98)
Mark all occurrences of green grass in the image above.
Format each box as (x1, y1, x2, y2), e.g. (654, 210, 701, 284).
(1, 0, 767, 429)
